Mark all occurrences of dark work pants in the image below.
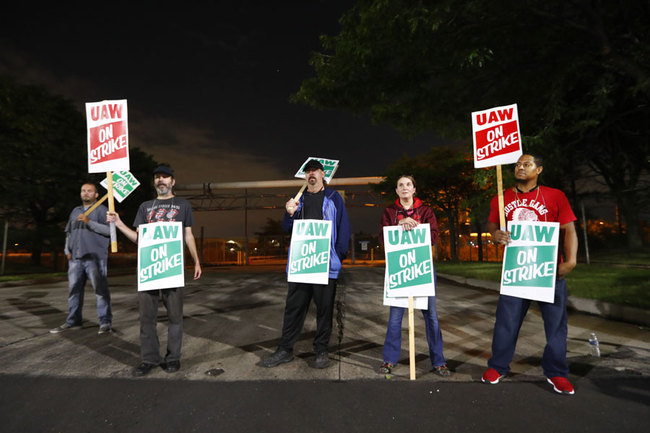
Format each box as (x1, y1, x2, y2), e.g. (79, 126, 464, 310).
(278, 279, 337, 354)
(487, 278, 569, 378)
(138, 287, 184, 365)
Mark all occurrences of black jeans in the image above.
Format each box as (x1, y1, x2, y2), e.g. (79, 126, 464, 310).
(278, 279, 337, 353)
(138, 287, 184, 364)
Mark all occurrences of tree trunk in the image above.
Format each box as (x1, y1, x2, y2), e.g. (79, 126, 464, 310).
(30, 231, 43, 266)
(619, 192, 643, 250)
(475, 221, 484, 262)
(446, 208, 458, 261)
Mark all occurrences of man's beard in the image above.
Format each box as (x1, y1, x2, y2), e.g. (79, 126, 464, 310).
(156, 185, 171, 195)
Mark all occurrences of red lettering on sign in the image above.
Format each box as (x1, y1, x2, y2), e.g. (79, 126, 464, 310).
(475, 107, 515, 126)
(90, 104, 124, 121)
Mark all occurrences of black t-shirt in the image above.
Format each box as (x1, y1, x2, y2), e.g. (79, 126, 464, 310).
(133, 197, 194, 228)
(302, 190, 324, 220)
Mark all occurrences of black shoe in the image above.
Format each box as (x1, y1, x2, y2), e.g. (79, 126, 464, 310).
(165, 361, 181, 373)
(314, 352, 329, 369)
(260, 349, 294, 368)
(133, 363, 156, 377)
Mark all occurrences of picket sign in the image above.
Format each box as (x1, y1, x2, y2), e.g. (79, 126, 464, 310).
(472, 104, 523, 231)
(86, 99, 130, 253)
(287, 219, 332, 285)
(137, 222, 184, 291)
(100, 171, 141, 203)
(382, 224, 436, 380)
(83, 171, 140, 219)
(500, 221, 560, 302)
(289, 157, 340, 208)
(383, 224, 436, 298)
(294, 157, 339, 183)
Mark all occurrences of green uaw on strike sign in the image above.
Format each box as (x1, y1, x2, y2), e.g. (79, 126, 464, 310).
(100, 171, 140, 203)
(138, 222, 184, 291)
(383, 223, 435, 298)
(501, 221, 559, 303)
(288, 219, 332, 285)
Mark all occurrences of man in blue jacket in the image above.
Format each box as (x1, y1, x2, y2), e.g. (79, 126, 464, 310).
(261, 159, 351, 369)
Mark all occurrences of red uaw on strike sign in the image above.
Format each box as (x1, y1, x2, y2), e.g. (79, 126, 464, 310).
(85, 99, 130, 173)
(472, 103, 522, 168)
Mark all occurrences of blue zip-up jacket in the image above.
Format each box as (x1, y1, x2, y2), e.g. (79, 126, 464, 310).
(282, 188, 351, 279)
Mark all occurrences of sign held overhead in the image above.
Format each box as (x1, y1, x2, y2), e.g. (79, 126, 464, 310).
(472, 103, 522, 168)
(86, 99, 130, 173)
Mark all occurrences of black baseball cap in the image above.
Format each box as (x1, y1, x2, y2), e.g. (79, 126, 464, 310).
(304, 159, 324, 171)
(153, 165, 174, 177)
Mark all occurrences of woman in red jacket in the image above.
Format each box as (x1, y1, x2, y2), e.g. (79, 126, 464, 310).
(378, 175, 450, 376)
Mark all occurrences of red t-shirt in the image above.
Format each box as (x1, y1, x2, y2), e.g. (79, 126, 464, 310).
(489, 185, 576, 263)
(489, 185, 576, 225)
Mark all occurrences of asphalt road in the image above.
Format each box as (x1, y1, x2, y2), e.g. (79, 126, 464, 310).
(1, 266, 648, 432)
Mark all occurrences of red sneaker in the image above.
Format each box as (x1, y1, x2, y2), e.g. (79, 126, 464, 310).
(547, 376, 575, 395)
(481, 368, 503, 384)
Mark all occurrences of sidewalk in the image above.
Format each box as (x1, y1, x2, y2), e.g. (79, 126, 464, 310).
(1, 266, 649, 433)
(1, 266, 648, 382)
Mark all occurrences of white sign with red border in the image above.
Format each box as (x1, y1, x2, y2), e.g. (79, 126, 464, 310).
(86, 99, 130, 173)
(472, 103, 522, 168)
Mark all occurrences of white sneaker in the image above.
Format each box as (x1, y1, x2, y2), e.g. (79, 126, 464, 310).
(50, 323, 78, 333)
(98, 324, 112, 334)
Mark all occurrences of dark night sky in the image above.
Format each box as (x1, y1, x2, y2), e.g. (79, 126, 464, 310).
(1, 1, 444, 236)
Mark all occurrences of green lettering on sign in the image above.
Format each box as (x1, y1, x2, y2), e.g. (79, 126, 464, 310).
(139, 241, 183, 283)
(502, 245, 556, 287)
(386, 245, 433, 290)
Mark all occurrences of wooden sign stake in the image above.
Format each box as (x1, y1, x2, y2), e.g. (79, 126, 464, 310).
(106, 171, 118, 252)
(496, 165, 507, 231)
(408, 296, 416, 380)
(83, 194, 108, 216)
(287, 182, 308, 212)
(294, 182, 307, 201)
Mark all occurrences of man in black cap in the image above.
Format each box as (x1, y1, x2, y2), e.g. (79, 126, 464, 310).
(107, 164, 202, 376)
(261, 158, 351, 369)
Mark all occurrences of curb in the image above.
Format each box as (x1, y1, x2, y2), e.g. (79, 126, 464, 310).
(437, 273, 650, 328)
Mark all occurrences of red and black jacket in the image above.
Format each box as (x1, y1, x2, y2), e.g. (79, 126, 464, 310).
(379, 197, 439, 245)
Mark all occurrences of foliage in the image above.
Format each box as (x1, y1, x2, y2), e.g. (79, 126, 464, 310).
(373, 146, 476, 260)
(294, 0, 650, 249)
(0, 76, 88, 264)
(0, 75, 157, 263)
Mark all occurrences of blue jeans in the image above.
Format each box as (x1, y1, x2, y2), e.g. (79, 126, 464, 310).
(66, 256, 112, 326)
(488, 278, 569, 378)
(382, 296, 446, 368)
(138, 288, 184, 364)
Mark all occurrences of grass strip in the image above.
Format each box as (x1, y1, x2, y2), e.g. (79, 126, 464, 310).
(435, 262, 650, 310)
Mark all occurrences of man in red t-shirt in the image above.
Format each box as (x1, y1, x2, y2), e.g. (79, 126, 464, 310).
(481, 154, 578, 395)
